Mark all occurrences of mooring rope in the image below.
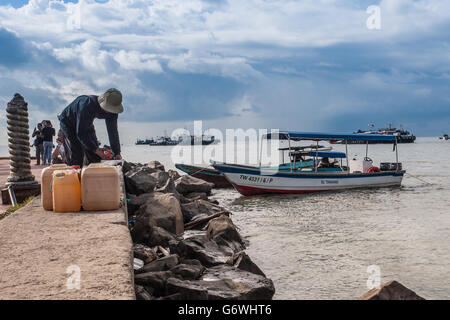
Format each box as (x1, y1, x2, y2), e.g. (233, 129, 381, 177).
(404, 173, 433, 186)
(186, 166, 215, 176)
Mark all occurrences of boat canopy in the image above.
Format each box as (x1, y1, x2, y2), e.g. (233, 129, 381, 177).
(306, 151, 346, 158)
(264, 131, 397, 142)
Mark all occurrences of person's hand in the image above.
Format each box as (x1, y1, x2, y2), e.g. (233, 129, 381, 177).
(114, 154, 122, 160)
(95, 148, 107, 160)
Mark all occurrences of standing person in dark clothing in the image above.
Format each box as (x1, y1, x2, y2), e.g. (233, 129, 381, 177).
(41, 120, 56, 165)
(32, 122, 44, 165)
(58, 88, 123, 166)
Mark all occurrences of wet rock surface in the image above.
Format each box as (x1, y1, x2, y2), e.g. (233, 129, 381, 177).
(207, 215, 244, 251)
(174, 234, 235, 267)
(137, 254, 180, 274)
(151, 171, 170, 188)
(155, 178, 181, 199)
(168, 169, 181, 181)
(227, 251, 266, 277)
(127, 193, 152, 216)
(133, 243, 158, 264)
(147, 160, 165, 171)
(135, 284, 154, 300)
(124, 166, 157, 195)
(359, 280, 425, 300)
(170, 263, 205, 280)
(126, 161, 275, 300)
(181, 199, 230, 225)
(165, 265, 275, 300)
(134, 270, 173, 296)
(184, 192, 209, 201)
(175, 175, 214, 195)
(136, 192, 184, 235)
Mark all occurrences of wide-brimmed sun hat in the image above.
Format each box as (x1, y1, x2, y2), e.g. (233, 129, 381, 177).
(98, 88, 124, 114)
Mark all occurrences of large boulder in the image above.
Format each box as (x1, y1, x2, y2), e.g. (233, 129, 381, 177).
(134, 271, 173, 296)
(147, 160, 165, 171)
(151, 171, 170, 188)
(137, 192, 184, 235)
(135, 284, 154, 300)
(133, 243, 158, 264)
(123, 161, 142, 175)
(157, 293, 182, 300)
(170, 263, 205, 280)
(181, 199, 229, 224)
(358, 281, 425, 300)
(180, 258, 203, 267)
(206, 215, 244, 249)
(168, 169, 181, 181)
(165, 278, 209, 300)
(131, 218, 155, 244)
(184, 192, 208, 201)
(132, 213, 180, 247)
(165, 264, 275, 300)
(147, 226, 178, 248)
(226, 251, 265, 277)
(137, 254, 180, 274)
(173, 234, 234, 267)
(175, 175, 214, 195)
(127, 193, 152, 216)
(124, 166, 158, 195)
(155, 178, 182, 200)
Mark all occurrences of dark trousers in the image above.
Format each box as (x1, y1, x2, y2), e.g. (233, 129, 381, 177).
(59, 126, 101, 167)
(35, 143, 43, 165)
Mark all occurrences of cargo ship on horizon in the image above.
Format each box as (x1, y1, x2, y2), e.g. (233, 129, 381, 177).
(332, 123, 416, 144)
(135, 135, 219, 146)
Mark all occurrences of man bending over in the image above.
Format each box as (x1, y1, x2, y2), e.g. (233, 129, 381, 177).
(58, 88, 123, 166)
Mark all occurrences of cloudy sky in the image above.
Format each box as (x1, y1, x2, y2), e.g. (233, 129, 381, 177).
(0, 0, 449, 146)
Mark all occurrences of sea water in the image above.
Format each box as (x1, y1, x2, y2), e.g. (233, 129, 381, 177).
(2, 138, 448, 299)
(121, 137, 449, 299)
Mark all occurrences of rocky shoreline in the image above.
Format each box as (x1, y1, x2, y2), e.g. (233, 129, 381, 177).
(123, 161, 275, 300)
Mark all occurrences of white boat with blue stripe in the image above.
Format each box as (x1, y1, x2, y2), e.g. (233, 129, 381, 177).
(212, 131, 405, 196)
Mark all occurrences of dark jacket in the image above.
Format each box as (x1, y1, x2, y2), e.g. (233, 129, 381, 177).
(58, 95, 121, 155)
(32, 129, 43, 146)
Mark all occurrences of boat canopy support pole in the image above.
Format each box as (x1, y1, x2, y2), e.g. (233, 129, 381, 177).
(345, 140, 349, 174)
(259, 134, 263, 168)
(288, 134, 292, 172)
(315, 140, 319, 173)
(395, 137, 399, 172)
(365, 141, 369, 158)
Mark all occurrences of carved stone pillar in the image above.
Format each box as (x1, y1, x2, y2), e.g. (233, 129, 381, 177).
(5, 93, 37, 186)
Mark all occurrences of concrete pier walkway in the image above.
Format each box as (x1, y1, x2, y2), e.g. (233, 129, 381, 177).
(0, 160, 135, 300)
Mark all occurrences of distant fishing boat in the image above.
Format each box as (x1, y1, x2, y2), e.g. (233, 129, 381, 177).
(135, 136, 179, 145)
(149, 136, 180, 146)
(332, 123, 416, 144)
(177, 135, 218, 145)
(136, 134, 220, 146)
(135, 138, 155, 145)
(212, 131, 405, 196)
